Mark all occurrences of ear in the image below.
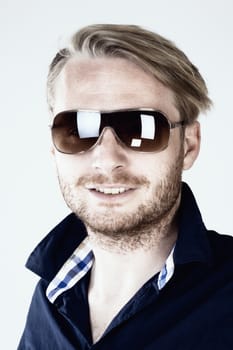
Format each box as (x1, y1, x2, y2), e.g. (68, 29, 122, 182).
(51, 145, 55, 156)
(183, 121, 201, 170)
(49, 112, 55, 156)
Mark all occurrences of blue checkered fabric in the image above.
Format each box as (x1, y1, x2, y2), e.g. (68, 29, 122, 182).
(46, 238, 94, 303)
(157, 246, 175, 289)
(46, 238, 175, 303)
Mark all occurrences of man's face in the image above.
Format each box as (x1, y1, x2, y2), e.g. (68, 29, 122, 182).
(52, 56, 195, 239)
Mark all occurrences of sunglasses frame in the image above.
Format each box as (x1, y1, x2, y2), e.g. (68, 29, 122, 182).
(50, 108, 185, 154)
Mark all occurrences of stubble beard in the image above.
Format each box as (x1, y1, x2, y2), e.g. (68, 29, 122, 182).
(57, 148, 184, 250)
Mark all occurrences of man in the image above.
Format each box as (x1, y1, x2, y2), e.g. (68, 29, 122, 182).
(18, 24, 233, 349)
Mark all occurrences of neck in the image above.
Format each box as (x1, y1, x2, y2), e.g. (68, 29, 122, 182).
(89, 232, 177, 295)
(87, 194, 180, 295)
(87, 197, 180, 343)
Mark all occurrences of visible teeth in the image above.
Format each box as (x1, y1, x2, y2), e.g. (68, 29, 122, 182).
(96, 187, 127, 195)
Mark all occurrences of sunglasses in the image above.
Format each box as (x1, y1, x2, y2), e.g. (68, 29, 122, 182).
(51, 109, 185, 154)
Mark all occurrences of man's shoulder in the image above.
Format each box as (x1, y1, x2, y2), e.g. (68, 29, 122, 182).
(207, 230, 233, 262)
(207, 230, 233, 248)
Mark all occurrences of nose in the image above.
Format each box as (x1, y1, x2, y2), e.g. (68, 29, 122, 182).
(90, 127, 129, 174)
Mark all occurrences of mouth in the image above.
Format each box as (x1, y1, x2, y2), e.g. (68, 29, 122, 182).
(85, 185, 134, 196)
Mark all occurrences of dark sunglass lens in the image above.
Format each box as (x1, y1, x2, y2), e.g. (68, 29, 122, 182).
(111, 111, 170, 152)
(140, 112, 170, 152)
(51, 111, 100, 154)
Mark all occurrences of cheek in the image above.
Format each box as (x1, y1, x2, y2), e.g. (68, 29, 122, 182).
(133, 141, 183, 181)
(131, 155, 166, 185)
(54, 154, 85, 180)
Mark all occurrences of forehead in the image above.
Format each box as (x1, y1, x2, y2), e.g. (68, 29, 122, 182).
(53, 56, 179, 119)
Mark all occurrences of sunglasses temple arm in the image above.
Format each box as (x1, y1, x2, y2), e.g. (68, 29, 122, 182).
(170, 121, 185, 129)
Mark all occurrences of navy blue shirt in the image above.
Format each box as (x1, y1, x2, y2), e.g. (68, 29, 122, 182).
(18, 183, 233, 349)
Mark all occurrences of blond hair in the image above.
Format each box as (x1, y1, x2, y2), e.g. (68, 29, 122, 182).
(47, 24, 212, 122)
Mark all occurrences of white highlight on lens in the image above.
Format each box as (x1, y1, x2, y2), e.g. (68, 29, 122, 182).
(140, 114, 155, 139)
(131, 139, 142, 147)
(77, 111, 101, 138)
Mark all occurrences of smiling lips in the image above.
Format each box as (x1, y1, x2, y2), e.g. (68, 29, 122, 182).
(85, 185, 133, 195)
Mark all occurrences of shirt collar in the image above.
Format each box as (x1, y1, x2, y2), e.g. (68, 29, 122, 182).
(25, 213, 87, 281)
(45, 239, 175, 303)
(25, 182, 212, 282)
(174, 182, 212, 265)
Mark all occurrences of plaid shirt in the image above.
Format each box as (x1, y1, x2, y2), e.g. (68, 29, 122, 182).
(46, 237, 175, 303)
